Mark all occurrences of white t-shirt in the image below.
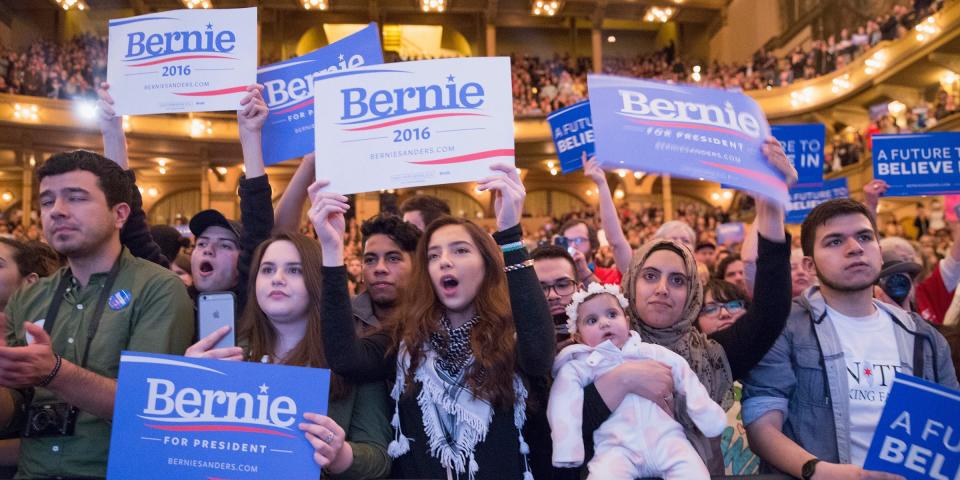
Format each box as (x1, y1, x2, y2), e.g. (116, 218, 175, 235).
(826, 305, 903, 466)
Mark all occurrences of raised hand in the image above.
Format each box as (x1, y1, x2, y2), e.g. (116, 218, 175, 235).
(238, 84, 268, 134)
(96, 82, 122, 135)
(307, 180, 348, 265)
(582, 152, 607, 186)
(763, 136, 799, 187)
(183, 326, 244, 361)
(477, 163, 526, 231)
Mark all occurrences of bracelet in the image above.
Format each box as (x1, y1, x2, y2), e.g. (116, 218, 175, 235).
(38, 354, 62, 388)
(500, 241, 525, 253)
(504, 259, 534, 273)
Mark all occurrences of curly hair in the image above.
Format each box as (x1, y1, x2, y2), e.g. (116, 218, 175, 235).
(393, 216, 517, 408)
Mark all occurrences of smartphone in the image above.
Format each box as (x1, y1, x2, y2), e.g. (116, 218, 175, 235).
(554, 236, 569, 249)
(198, 292, 236, 349)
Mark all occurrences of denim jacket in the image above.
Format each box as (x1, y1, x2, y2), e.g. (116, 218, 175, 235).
(741, 286, 958, 468)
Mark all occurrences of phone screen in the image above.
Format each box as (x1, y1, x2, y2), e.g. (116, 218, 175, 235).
(554, 236, 569, 249)
(198, 292, 236, 349)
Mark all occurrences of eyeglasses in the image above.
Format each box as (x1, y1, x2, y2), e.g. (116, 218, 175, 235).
(565, 237, 590, 246)
(700, 300, 746, 316)
(541, 278, 577, 297)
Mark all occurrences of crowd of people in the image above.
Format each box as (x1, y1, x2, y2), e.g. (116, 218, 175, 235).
(0, 34, 106, 100)
(0, 76, 956, 480)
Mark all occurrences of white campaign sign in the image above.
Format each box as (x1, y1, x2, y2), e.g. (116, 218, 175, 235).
(107, 7, 257, 115)
(312, 57, 515, 194)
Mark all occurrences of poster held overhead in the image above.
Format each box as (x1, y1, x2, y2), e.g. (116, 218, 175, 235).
(587, 75, 788, 205)
(107, 7, 257, 115)
(258, 23, 384, 166)
(312, 57, 515, 194)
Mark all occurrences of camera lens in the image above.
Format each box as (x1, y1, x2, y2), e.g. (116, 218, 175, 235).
(31, 410, 53, 432)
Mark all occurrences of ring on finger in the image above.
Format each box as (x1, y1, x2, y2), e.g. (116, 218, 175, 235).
(324, 432, 334, 443)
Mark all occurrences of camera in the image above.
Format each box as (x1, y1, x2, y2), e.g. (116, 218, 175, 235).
(879, 272, 912, 305)
(22, 403, 78, 438)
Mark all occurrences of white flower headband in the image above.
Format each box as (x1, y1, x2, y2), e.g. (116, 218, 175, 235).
(565, 282, 630, 335)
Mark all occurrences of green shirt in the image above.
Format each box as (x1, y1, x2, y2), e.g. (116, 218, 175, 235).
(4, 249, 195, 479)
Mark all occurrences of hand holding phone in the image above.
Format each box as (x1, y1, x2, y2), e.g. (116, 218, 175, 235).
(198, 292, 236, 350)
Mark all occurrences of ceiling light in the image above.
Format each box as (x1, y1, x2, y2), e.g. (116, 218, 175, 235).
(300, 0, 328, 9)
(182, 0, 212, 8)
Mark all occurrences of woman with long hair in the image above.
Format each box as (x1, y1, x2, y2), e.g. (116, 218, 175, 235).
(309, 164, 554, 479)
(575, 139, 797, 475)
(186, 232, 392, 479)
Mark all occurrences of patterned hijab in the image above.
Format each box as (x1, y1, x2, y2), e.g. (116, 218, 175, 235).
(623, 239, 733, 464)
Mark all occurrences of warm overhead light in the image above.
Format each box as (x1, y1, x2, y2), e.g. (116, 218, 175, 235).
(13, 104, 39, 122)
(585, 189, 593, 197)
(643, 6, 674, 23)
(158, 167, 167, 175)
(865, 51, 886, 76)
(607, 35, 616, 43)
(215, 166, 228, 176)
(914, 17, 939, 42)
(532, 0, 561, 16)
(617, 170, 627, 178)
(711, 192, 720, 201)
(0, 192, 12, 203)
(546, 160, 555, 169)
(888, 101, 906, 115)
(722, 190, 732, 199)
(941, 71, 958, 88)
(53, 0, 89, 11)
(190, 118, 213, 137)
(790, 87, 815, 108)
(549, 167, 559, 176)
(157, 158, 168, 167)
(75, 101, 98, 120)
(182, 0, 212, 8)
(831, 73, 851, 94)
(122, 115, 131, 132)
(633, 171, 644, 179)
(614, 189, 624, 200)
(421, 0, 445, 12)
(147, 187, 159, 197)
(300, 0, 328, 10)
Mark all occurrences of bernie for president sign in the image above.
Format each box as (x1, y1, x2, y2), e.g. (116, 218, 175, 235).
(107, 352, 330, 479)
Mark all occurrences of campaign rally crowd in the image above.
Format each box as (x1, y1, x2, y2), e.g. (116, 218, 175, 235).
(0, 75, 955, 480)
(0, 1, 959, 479)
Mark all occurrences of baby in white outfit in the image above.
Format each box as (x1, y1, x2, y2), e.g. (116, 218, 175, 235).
(547, 283, 726, 480)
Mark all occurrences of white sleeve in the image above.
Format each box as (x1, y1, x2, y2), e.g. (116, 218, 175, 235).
(939, 256, 960, 293)
(547, 361, 593, 468)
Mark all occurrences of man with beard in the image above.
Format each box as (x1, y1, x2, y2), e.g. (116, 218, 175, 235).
(742, 199, 956, 480)
(353, 214, 420, 329)
(0, 151, 194, 478)
(531, 245, 579, 345)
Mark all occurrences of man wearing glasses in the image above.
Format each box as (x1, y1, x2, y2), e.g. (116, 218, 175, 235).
(531, 245, 580, 345)
(559, 219, 622, 285)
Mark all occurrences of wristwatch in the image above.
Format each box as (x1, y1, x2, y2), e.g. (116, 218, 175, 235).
(801, 458, 820, 480)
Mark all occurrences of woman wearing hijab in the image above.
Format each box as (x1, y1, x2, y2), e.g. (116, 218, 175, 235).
(576, 138, 797, 475)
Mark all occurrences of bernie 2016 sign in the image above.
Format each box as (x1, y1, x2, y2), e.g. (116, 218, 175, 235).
(258, 23, 383, 165)
(107, 352, 330, 479)
(547, 101, 594, 174)
(586, 75, 788, 205)
(864, 373, 959, 479)
(873, 133, 960, 197)
(107, 7, 257, 115)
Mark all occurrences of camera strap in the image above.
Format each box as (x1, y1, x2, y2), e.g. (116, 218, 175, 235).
(42, 249, 124, 369)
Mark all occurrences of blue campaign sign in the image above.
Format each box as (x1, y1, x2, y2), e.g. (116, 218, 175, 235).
(258, 23, 383, 165)
(864, 372, 960, 479)
(717, 222, 745, 246)
(547, 101, 594, 173)
(786, 177, 848, 224)
(108, 352, 330, 479)
(771, 123, 825, 186)
(873, 132, 960, 197)
(587, 75, 788, 204)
